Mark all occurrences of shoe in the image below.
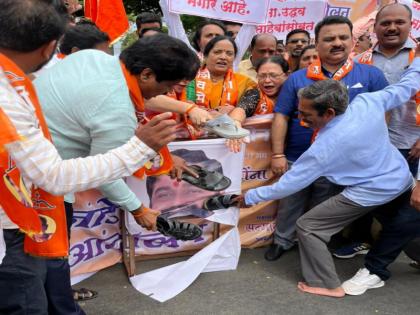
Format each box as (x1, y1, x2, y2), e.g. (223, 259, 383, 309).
(181, 165, 231, 191)
(333, 242, 371, 259)
(264, 243, 286, 261)
(156, 216, 203, 241)
(342, 268, 385, 295)
(73, 288, 98, 301)
(205, 114, 250, 139)
(203, 194, 239, 210)
(409, 261, 420, 270)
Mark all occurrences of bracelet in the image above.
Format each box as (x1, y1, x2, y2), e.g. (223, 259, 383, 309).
(272, 154, 286, 159)
(131, 207, 150, 219)
(185, 104, 197, 115)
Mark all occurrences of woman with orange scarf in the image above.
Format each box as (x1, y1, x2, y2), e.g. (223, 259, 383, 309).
(226, 56, 289, 152)
(194, 36, 256, 114)
(230, 56, 289, 121)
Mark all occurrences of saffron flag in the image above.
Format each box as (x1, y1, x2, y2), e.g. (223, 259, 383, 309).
(84, 0, 129, 43)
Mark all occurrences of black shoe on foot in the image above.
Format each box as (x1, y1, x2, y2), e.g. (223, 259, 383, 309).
(264, 243, 286, 261)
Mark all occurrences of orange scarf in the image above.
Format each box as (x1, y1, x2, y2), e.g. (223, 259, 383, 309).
(306, 58, 354, 141)
(254, 89, 275, 115)
(359, 48, 420, 125)
(0, 108, 20, 148)
(306, 57, 354, 81)
(120, 63, 173, 177)
(195, 67, 238, 109)
(0, 54, 68, 258)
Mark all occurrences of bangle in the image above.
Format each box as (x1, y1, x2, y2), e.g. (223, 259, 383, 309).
(272, 154, 286, 159)
(185, 104, 197, 115)
(131, 207, 150, 219)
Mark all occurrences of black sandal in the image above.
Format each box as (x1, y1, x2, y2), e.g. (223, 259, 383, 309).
(157, 216, 202, 241)
(181, 165, 231, 191)
(73, 288, 98, 301)
(203, 194, 239, 211)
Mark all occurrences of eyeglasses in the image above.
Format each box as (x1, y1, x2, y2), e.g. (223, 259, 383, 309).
(287, 39, 309, 44)
(257, 73, 286, 81)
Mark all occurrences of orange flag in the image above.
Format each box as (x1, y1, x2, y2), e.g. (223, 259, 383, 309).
(84, 0, 129, 44)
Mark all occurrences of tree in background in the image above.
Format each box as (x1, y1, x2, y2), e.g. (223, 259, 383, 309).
(123, 0, 161, 14)
(122, 0, 203, 35)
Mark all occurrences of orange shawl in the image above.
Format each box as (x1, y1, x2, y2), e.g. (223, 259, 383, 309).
(0, 54, 68, 258)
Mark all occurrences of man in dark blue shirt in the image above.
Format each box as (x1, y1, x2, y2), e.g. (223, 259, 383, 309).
(266, 16, 388, 261)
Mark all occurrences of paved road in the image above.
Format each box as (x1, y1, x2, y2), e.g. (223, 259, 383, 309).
(75, 247, 419, 315)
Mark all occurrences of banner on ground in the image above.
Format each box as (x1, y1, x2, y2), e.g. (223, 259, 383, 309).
(69, 128, 282, 276)
(256, 0, 327, 39)
(125, 138, 243, 256)
(168, 0, 271, 25)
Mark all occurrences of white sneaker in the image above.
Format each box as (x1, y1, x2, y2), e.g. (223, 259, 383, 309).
(342, 268, 385, 295)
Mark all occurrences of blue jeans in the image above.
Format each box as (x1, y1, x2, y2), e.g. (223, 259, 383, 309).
(365, 189, 420, 280)
(45, 202, 85, 315)
(274, 161, 342, 249)
(0, 230, 48, 315)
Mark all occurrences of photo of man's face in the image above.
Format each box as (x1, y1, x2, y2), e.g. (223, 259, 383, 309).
(31, 215, 56, 243)
(150, 175, 216, 212)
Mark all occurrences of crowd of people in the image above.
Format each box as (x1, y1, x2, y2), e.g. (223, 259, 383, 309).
(0, 0, 419, 314)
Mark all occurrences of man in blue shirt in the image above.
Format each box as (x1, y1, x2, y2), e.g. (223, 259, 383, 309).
(342, 2, 420, 294)
(266, 16, 388, 261)
(241, 47, 420, 298)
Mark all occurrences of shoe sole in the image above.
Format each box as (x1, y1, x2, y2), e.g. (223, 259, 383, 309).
(333, 249, 369, 259)
(343, 281, 385, 296)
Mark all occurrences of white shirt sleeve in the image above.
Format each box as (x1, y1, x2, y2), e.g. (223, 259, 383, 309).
(1, 74, 156, 196)
(160, 0, 195, 52)
(233, 24, 256, 71)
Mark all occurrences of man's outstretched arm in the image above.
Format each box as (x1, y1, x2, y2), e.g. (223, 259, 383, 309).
(245, 148, 323, 205)
(362, 44, 420, 113)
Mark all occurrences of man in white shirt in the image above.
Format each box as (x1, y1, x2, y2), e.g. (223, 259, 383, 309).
(0, 1, 179, 314)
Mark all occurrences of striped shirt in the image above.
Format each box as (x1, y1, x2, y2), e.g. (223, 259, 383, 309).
(0, 69, 156, 229)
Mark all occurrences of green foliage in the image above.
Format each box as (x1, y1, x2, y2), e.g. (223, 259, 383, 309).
(123, 0, 161, 15)
(180, 15, 204, 35)
(121, 31, 138, 51)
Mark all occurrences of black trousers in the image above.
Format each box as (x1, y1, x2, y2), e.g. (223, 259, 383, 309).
(0, 230, 48, 315)
(365, 189, 420, 280)
(404, 237, 420, 262)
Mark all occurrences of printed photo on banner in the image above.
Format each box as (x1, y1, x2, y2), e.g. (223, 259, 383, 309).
(125, 138, 244, 255)
(168, 0, 270, 25)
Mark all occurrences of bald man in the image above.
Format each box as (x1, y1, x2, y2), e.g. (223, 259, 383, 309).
(238, 33, 277, 81)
